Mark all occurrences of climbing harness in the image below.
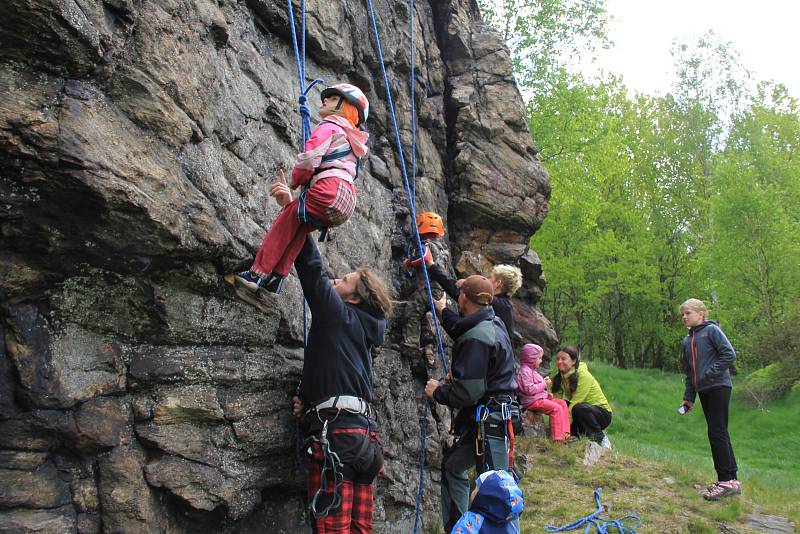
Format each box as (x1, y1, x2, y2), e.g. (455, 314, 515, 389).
(473, 396, 518, 477)
(545, 487, 642, 534)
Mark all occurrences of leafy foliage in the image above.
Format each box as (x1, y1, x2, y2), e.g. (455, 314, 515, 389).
(479, 2, 800, 397)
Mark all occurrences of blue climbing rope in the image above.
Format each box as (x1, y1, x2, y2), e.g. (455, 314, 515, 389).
(545, 488, 642, 534)
(286, 0, 323, 345)
(366, 0, 447, 375)
(412, 398, 429, 533)
(365, 2, 449, 533)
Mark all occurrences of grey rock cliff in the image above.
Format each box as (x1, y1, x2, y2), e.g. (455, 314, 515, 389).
(0, 0, 552, 532)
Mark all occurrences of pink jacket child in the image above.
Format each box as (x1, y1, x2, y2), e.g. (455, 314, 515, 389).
(234, 84, 370, 294)
(516, 344, 572, 442)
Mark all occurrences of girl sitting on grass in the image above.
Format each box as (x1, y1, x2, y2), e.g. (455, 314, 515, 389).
(679, 298, 741, 501)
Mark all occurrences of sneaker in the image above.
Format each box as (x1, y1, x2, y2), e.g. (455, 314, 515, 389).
(600, 435, 612, 449)
(561, 436, 580, 445)
(234, 270, 265, 292)
(703, 480, 741, 501)
(262, 273, 285, 294)
(699, 482, 718, 497)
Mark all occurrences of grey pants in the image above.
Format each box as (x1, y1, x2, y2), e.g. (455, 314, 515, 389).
(441, 412, 511, 532)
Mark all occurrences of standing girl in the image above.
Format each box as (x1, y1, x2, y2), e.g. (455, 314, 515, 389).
(679, 298, 741, 501)
(516, 344, 572, 442)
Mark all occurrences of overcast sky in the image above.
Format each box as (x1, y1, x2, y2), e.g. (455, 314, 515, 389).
(580, 0, 800, 97)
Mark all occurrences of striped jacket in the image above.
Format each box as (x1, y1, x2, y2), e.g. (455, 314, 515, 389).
(291, 115, 369, 189)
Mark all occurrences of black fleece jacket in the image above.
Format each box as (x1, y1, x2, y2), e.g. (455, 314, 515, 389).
(295, 236, 386, 419)
(434, 306, 517, 433)
(427, 263, 516, 339)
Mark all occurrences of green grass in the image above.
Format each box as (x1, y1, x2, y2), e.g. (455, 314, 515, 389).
(589, 361, 800, 522)
(512, 362, 798, 533)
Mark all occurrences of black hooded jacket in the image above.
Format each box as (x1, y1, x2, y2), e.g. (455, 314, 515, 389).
(682, 320, 736, 402)
(295, 236, 386, 426)
(427, 263, 515, 339)
(433, 306, 517, 433)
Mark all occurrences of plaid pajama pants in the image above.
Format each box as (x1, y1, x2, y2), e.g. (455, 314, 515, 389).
(306, 427, 376, 534)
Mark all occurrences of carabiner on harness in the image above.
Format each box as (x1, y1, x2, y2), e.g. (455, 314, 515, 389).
(474, 404, 490, 465)
(307, 419, 345, 519)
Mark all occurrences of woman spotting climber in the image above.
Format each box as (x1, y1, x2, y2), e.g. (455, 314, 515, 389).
(233, 83, 370, 294)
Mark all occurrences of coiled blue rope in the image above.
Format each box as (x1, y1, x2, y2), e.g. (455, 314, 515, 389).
(545, 488, 642, 534)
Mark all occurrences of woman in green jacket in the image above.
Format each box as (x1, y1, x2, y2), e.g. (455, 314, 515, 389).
(552, 346, 612, 447)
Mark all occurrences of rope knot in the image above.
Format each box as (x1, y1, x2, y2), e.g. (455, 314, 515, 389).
(298, 94, 308, 104)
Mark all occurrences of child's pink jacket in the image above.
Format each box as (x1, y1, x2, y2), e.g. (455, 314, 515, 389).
(516, 363, 549, 407)
(291, 115, 369, 189)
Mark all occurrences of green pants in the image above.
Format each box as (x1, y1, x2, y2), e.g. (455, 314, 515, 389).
(441, 412, 511, 532)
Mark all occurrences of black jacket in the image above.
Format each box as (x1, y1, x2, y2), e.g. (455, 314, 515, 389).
(434, 307, 517, 433)
(427, 264, 516, 339)
(295, 236, 386, 424)
(682, 321, 736, 402)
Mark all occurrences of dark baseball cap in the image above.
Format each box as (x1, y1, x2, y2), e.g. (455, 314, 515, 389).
(461, 275, 494, 306)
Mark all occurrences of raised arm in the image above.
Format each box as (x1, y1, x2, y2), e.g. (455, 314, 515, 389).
(427, 263, 460, 300)
(293, 235, 346, 322)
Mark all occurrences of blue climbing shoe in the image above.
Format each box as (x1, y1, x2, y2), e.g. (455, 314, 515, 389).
(234, 270, 264, 292)
(262, 273, 285, 294)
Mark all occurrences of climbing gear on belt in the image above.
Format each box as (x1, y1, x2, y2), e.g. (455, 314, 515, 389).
(307, 419, 345, 519)
(475, 404, 491, 472)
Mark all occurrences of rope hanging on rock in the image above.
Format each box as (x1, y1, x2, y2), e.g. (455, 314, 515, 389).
(286, 0, 323, 346)
(365, 0, 447, 374)
(365, 1, 448, 532)
(545, 488, 642, 534)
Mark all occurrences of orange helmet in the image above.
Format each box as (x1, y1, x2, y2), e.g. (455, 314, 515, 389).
(416, 211, 445, 236)
(320, 83, 370, 127)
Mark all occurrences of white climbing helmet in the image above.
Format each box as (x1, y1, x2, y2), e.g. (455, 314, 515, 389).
(320, 83, 370, 126)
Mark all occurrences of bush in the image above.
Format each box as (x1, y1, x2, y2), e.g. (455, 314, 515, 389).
(740, 361, 800, 409)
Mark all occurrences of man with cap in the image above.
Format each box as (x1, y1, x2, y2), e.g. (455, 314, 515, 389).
(424, 275, 519, 533)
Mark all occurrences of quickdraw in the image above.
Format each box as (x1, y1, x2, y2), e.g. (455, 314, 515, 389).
(307, 418, 345, 519)
(474, 404, 491, 472)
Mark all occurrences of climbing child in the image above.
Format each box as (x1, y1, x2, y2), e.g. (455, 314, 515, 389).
(516, 344, 572, 442)
(401, 211, 451, 367)
(451, 469, 524, 534)
(679, 298, 741, 501)
(233, 84, 370, 293)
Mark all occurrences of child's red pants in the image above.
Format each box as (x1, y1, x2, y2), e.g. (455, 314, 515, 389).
(252, 179, 355, 277)
(527, 397, 571, 441)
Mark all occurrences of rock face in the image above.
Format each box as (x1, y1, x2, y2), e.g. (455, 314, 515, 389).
(0, 0, 551, 532)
